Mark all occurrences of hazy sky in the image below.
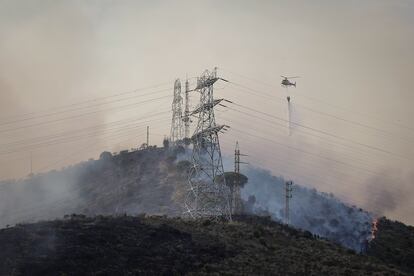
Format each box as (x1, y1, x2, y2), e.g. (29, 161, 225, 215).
(1, 0, 413, 224)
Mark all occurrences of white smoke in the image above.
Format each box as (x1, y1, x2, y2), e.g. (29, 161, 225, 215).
(0, 165, 84, 227)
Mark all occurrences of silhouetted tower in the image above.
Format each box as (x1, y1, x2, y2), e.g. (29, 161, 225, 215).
(232, 141, 247, 215)
(146, 126, 149, 148)
(170, 79, 183, 144)
(28, 151, 34, 177)
(285, 180, 293, 225)
(185, 67, 231, 220)
(183, 79, 191, 140)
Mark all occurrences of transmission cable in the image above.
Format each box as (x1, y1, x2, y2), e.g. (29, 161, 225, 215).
(228, 101, 412, 161)
(0, 95, 172, 133)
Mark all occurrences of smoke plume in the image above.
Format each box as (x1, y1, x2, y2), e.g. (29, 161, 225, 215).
(241, 166, 373, 251)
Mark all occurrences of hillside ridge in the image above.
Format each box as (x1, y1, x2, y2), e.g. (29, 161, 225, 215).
(0, 214, 407, 275)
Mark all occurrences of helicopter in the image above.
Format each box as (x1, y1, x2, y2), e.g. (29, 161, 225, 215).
(281, 76, 299, 88)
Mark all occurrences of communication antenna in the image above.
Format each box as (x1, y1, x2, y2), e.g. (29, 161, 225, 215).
(146, 126, 150, 148)
(183, 78, 191, 141)
(285, 180, 293, 225)
(233, 141, 248, 215)
(170, 79, 183, 144)
(28, 152, 34, 177)
(184, 67, 232, 220)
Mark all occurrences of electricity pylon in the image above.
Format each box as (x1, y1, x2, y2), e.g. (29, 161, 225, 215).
(232, 141, 247, 215)
(184, 68, 231, 220)
(183, 79, 191, 140)
(170, 79, 183, 144)
(285, 180, 293, 225)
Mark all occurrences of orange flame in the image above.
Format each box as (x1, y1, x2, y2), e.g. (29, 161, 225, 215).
(370, 218, 378, 241)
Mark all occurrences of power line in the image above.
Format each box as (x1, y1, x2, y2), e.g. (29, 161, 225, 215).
(0, 110, 170, 149)
(38, 128, 166, 174)
(223, 104, 398, 165)
(0, 118, 169, 156)
(2, 106, 175, 221)
(229, 101, 413, 161)
(221, 134, 372, 187)
(36, 130, 149, 173)
(220, 138, 400, 212)
(0, 134, 154, 221)
(229, 127, 382, 177)
(233, 151, 393, 211)
(0, 118, 170, 156)
(218, 109, 388, 170)
(247, 156, 400, 212)
(0, 87, 172, 127)
(0, 80, 174, 123)
(221, 132, 376, 186)
(0, 95, 172, 133)
(225, 81, 414, 146)
(222, 68, 414, 133)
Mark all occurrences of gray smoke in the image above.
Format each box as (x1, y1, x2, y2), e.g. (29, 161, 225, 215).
(0, 167, 82, 226)
(241, 166, 373, 251)
(362, 169, 414, 218)
(0, 146, 185, 228)
(0, 146, 402, 253)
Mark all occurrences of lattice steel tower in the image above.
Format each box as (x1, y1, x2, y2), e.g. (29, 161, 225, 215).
(285, 180, 293, 225)
(183, 79, 191, 140)
(184, 68, 231, 220)
(233, 141, 247, 215)
(170, 79, 183, 143)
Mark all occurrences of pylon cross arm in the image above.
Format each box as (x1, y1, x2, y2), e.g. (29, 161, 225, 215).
(191, 125, 227, 140)
(195, 77, 219, 89)
(190, 99, 224, 115)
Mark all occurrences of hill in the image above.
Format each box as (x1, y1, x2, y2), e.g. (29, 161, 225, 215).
(0, 215, 407, 275)
(0, 147, 186, 227)
(0, 146, 374, 251)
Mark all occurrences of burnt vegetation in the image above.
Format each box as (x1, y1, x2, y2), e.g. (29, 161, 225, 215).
(0, 215, 409, 276)
(1, 146, 414, 274)
(367, 217, 414, 273)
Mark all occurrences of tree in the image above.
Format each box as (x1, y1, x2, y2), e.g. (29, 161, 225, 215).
(176, 160, 192, 174)
(216, 172, 248, 188)
(163, 138, 170, 149)
(99, 151, 112, 161)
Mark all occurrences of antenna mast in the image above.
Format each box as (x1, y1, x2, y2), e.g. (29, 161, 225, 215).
(233, 141, 247, 215)
(146, 126, 150, 148)
(29, 152, 33, 177)
(170, 79, 183, 144)
(285, 180, 293, 225)
(183, 79, 190, 140)
(184, 67, 231, 220)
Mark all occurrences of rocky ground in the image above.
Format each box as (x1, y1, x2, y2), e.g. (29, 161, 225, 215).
(0, 214, 408, 275)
